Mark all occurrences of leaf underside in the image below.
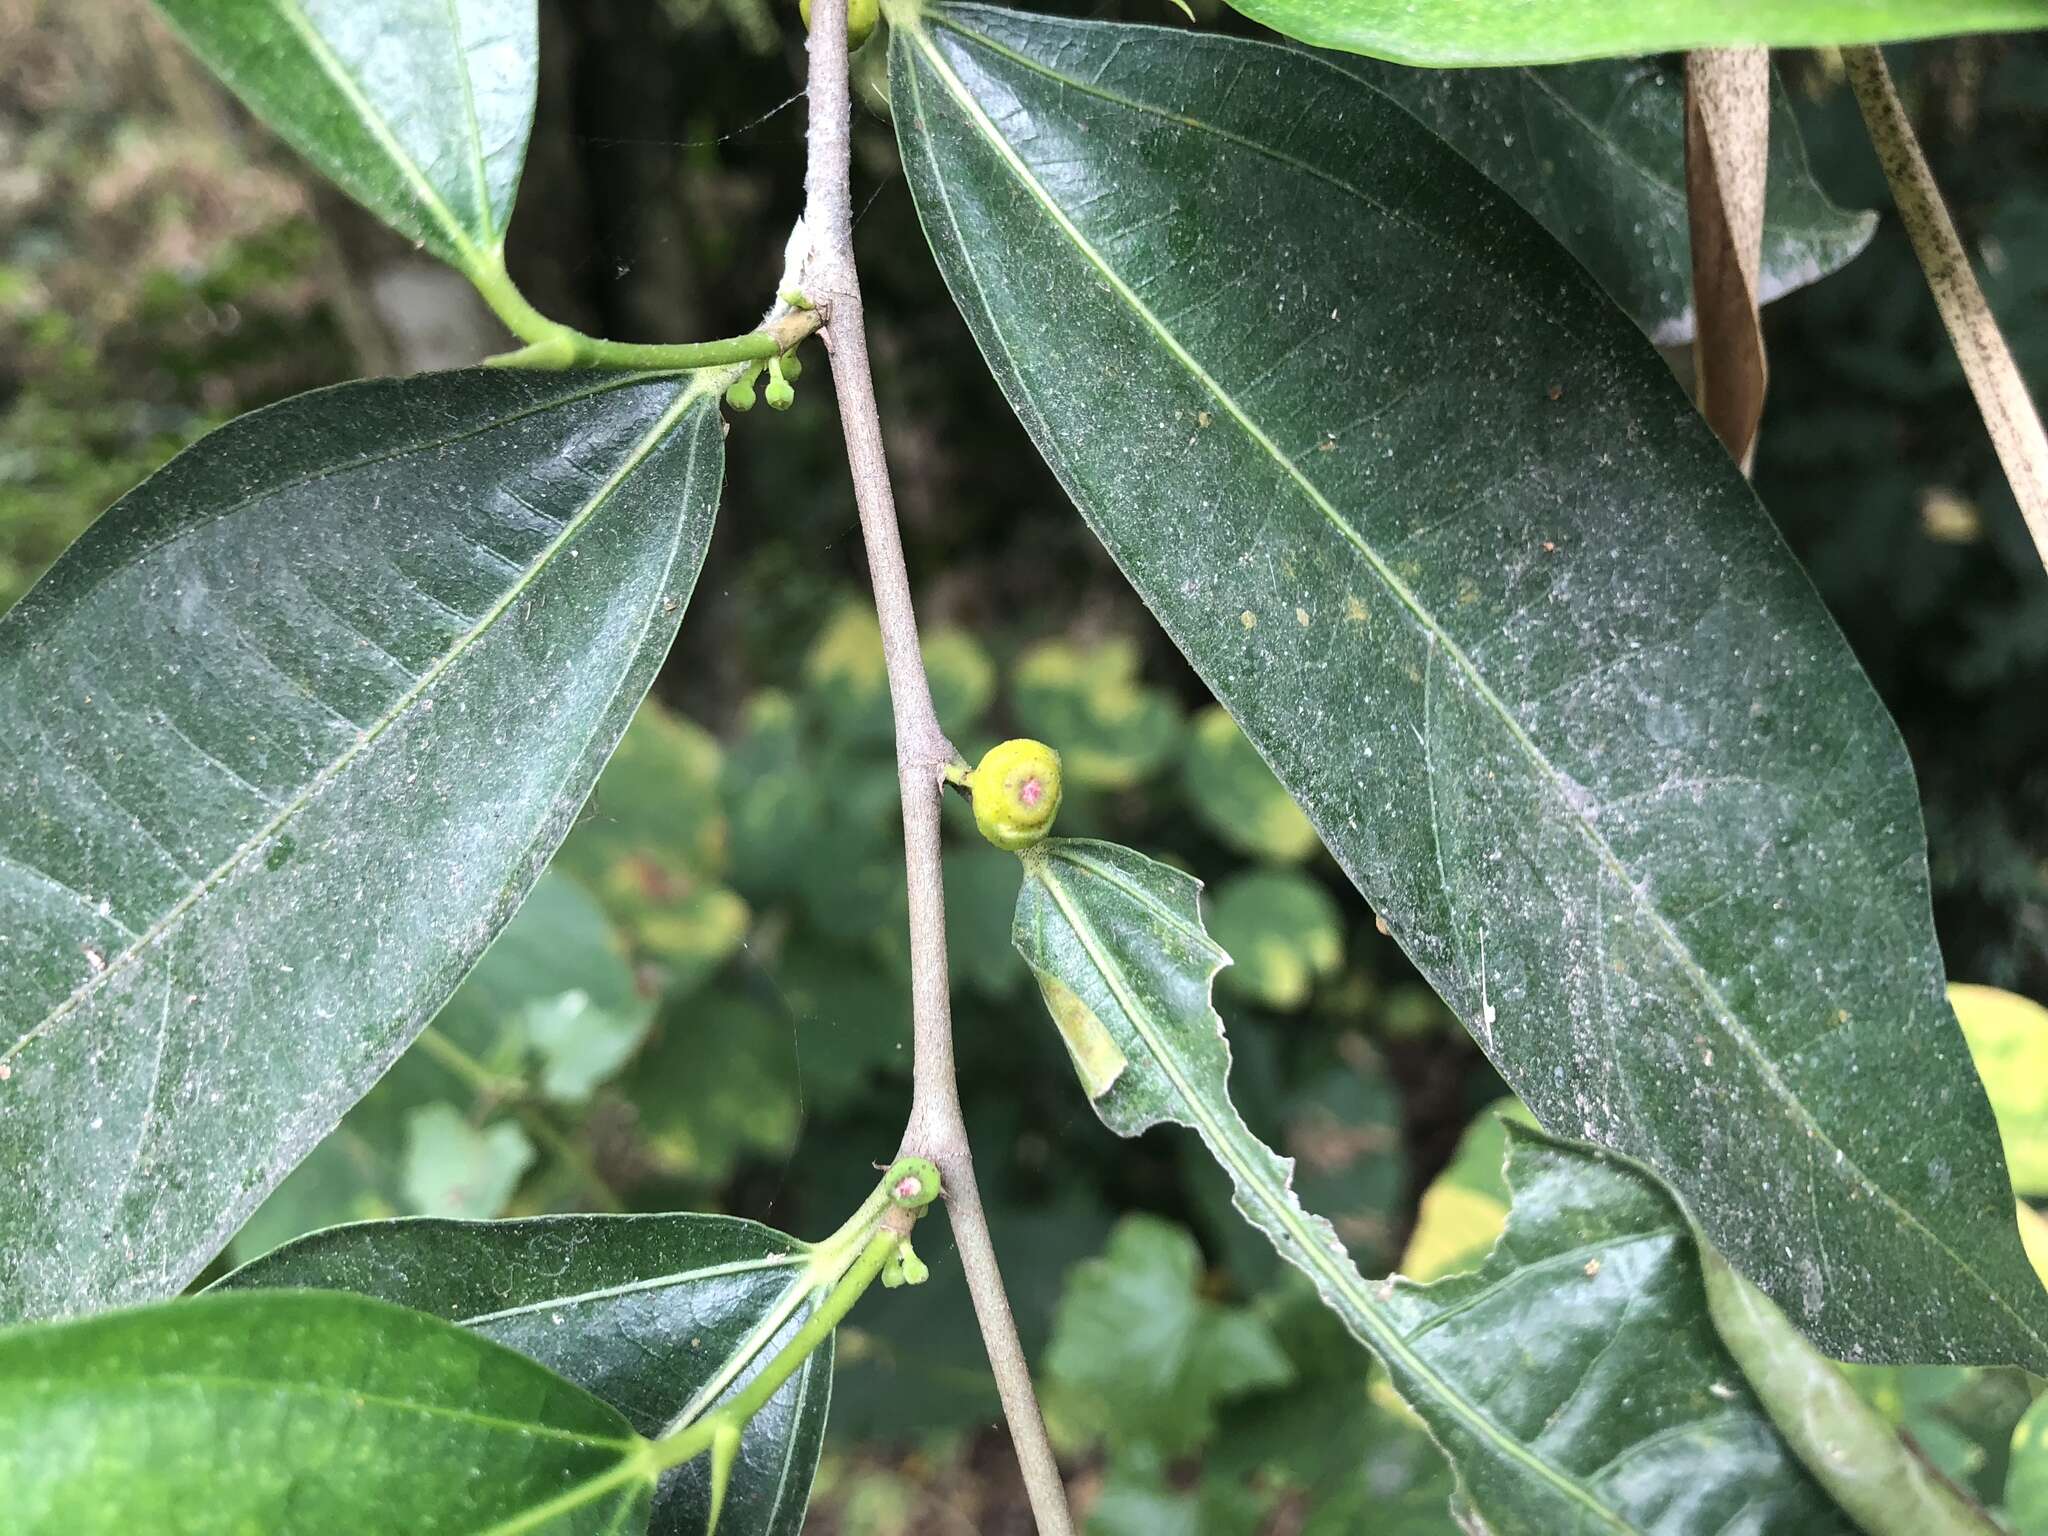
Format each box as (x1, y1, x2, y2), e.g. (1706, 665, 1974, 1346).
(1219, 0, 2048, 67)
(893, 4, 2048, 1369)
(218, 1212, 830, 1536)
(1014, 837, 1858, 1536)
(152, 0, 538, 271)
(0, 369, 721, 1322)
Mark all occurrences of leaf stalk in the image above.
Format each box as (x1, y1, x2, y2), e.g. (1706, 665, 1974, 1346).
(469, 256, 822, 372)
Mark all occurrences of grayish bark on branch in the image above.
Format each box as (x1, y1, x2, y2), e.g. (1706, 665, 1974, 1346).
(800, 9, 1077, 1533)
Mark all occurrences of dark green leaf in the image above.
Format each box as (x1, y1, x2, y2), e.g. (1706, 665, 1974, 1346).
(1345, 60, 1874, 344)
(228, 869, 629, 1260)
(218, 1212, 830, 1536)
(895, 5, 2048, 1367)
(1012, 836, 1858, 1534)
(153, 0, 537, 275)
(0, 369, 721, 1320)
(1217, 0, 2048, 66)
(0, 1289, 653, 1534)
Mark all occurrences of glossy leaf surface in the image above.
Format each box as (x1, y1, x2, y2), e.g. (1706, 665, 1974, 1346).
(0, 1289, 653, 1534)
(896, 4, 2047, 1367)
(1217, 0, 2048, 66)
(0, 370, 721, 1321)
(152, 0, 537, 274)
(220, 1213, 829, 1536)
(1013, 836, 1857, 1534)
(1409, 1099, 2010, 1534)
(1348, 59, 1874, 345)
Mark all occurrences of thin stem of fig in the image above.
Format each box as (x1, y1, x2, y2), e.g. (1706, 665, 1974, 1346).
(800, 8, 1076, 1533)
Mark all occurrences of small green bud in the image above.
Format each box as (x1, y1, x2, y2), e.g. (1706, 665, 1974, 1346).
(887, 1155, 942, 1210)
(765, 356, 796, 411)
(896, 1240, 930, 1287)
(800, 0, 880, 48)
(725, 371, 758, 412)
(970, 738, 1063, 851)
(778, 349, 804, 382)
(880, 1251, 906, 1288)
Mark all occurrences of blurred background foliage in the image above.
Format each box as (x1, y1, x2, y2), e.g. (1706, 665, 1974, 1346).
(4, 0, 2047, 1529)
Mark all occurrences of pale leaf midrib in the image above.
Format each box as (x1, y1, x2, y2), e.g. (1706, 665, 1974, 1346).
(469, 1452, 655, 1536)
(269, 0, 485, 268)
(906, 16, 2040, 1353)
(438, 0, 499, 244)
(459, 1252, 807, 1327)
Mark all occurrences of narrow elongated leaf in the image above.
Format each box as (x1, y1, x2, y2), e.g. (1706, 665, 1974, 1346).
(0, 1289, 654, 1535)
(895, 5, 2048, 1368)
(0, 369, 722, 1321)
(1345, 59, 1874, 346)
(1700, 1248, 2006, 1536)
(1015, 837, 1855, 1536)
(1218, 0, 2048, 67)
(153, 0, 537, 274)
(219, 1213, 830, 1536)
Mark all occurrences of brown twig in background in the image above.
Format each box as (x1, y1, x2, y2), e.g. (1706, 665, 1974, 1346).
(1844, 45, 2048, 573)
(1684, 47, 1771, 472)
